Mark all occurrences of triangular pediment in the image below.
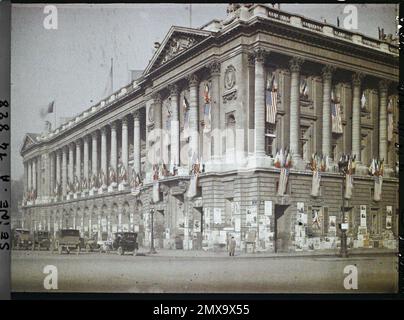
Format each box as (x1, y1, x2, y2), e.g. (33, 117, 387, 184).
(144, 26, 212, 75)
(20, 134, 39, 154)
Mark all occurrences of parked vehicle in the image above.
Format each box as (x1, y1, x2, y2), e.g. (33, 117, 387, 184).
(12, 228, 32, 250)
(81, 233, 100, 252)
(53, 229, 81, 255)
(97, 232, 112, 253)
(32, 231, 51, 251)
(112, 232, 139, 256)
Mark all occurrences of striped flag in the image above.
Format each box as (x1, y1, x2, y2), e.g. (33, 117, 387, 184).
(310, 170, 321, 197)
(387, 112, 394, 142)
(187, 174, 198, 199)
(153, 181, 160, 203)
(277, 168, 289, 196)
(344, 174, 353, 199)
(373, 175, 382, 202)
(266, 72, 277, 124)
(300, 78, 308, 97)
(183, 96, 190, 138)
(361, 92, 366, 109)
(331, 102, 343, 133)
(203, 82, 211, 133)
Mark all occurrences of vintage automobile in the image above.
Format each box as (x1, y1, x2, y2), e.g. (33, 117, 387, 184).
(112, 232, 139, 255)
(81, 232, 100, 252)
(97, 232, 112, 253)
(32, 231, 51, 251)
(12, 228, 32, 250)
(53, 229, 81, 255)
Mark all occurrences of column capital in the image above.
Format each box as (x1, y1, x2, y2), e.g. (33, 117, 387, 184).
(252, 47, 268, 63)
(152, 92, 162, 104)
(100, 126, 108, 135)
(322, 65, 336, 80)
(168, 84, 179, 97)
(68, 142, 75, 150)
(132, 110, 140, 120)
(289, 57, 304, 73)
(352, 72, 364, 86)
(109, 121, 118, 130)
(207, 60, 221, 76)
(83, 134, 90, 143)
(187, 73, 199, 87)
(91, 130, 99, 139)
(378, 79, 391, 92)
(248, 53, 255, 67)
(75, 139, 83, 147)
(121, 116, 129, 126)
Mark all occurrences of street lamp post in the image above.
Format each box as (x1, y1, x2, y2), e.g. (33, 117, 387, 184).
(149, 207, 157, 254)
(338, 157, 349, 258)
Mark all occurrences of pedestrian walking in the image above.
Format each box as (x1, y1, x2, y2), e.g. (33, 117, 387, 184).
(229, 236, 236, 256)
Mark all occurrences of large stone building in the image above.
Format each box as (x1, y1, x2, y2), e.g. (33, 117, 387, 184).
(19, 4, 399, 252)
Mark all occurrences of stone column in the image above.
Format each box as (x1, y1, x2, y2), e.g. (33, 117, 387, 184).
(27, 160, 32, 192)
(32, 158, 37, 193)
(208, 61, 221, 161)
(322, 65, 334, 158)
(379, 79, 389, 163)
(101, 127, 107, 184)
(75, 140, 81, 182)
(91, 132, 98, 178)
(169, 84, 180, 166)
(188, 73, 199, 162)
(23, 162, 28, 194)
(56, 150, 61, 188)
(83, 135, 89, 184)
(253, 47, 266, 157)
(50, 153, 55, 196)
(289, 57, 304, 163)
(121, 117, 129, 178)
(62, 147, 67, 195)
(110, 122, 118, 183)
(352, 73, 363, 162)
(133, 111, 141, 174)
(68, 143, 74, 189)
(153, 93, 162, 164)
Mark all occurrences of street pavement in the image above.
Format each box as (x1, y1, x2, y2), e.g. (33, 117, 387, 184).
(11, 249, 398, 293)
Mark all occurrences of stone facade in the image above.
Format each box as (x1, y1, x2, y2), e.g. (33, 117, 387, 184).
(19, 4, 399, 252)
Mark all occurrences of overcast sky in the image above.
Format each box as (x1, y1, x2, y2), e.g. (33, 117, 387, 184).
(11, 3, 398, 179)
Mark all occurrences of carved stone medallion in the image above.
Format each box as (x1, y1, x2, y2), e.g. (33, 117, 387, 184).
(224, 65, 236, 90)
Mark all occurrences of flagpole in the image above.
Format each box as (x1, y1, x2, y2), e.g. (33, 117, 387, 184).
(54, 101, 56, 130)
(111, 57, 114, 93)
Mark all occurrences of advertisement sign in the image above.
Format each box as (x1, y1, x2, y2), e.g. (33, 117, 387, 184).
(360, 205, 367, 228)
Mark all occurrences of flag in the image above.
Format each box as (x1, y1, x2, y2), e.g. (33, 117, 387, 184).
(187, 174, 198, 198)
(40, 100, 55, 119)
(331, 101, 343, 133)
(182, 96, 190, 138)
(361, 92, 366, 109)
(203, 82, 211, 133)
(311, 170, 321, 197)
(277, 168, 289, 196)
(388, 112, 394, 142)
(300, 78, 308, 97)
(387, 98, 393, 113)
(265, 74, 277, 124)
(153, 181, 160, 203)
(374, 175, 382, 202)
(165, 103, 171, 130)
(103, 58, 113, 97)
(344, 174, 353, 199)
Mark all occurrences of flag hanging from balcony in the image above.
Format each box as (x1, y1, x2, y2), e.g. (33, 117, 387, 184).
(300, 78, 308, 98)
(344, 174, 353, 199)
(373, 175, 383, 202)
(183, 96, 190, 138)
(265, 72, 277, 124)
(153, 181, 160, 203)
(203, 82, 211, 133)
(310, 170, 321, 197)
(165, 102, 171, 130)
(187, 174, 198, 198)
(361, 92, 366, 109)
(277, 168, 289, 196)
(387, 112, 394, 142)
(331, 95, 343, 134)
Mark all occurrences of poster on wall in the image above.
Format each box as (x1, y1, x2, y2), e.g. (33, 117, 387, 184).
(233, 201, 240, 215)
(246, 206, 257, 227)
(264, 201, 272, 216)
(386, 206, 392, 230)
(194, 220, 200, 232)
(213, 208, 222, 224)
(311, 207, 322, 232)
(360, 205, 367, 228)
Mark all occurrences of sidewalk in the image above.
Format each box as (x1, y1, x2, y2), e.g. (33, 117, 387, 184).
(138, 247, 397, 259)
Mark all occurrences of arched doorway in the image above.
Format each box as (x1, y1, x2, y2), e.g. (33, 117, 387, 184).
(121, 202, 130, 232)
